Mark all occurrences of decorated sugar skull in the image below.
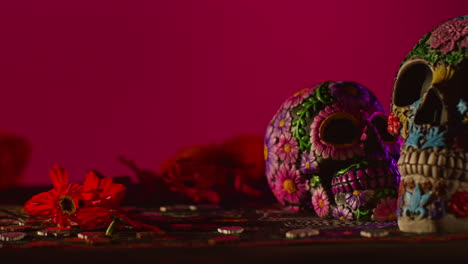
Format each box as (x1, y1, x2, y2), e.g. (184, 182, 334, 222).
(390, 16, 468, 233)
(265, 81, 401, 221)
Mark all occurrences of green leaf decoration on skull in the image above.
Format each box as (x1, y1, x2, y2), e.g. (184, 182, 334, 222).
(291, 81, 334, 151)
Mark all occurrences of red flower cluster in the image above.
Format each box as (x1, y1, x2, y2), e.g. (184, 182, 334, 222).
(156, 134, 273, 205)
(387, 113, 402, 135)
(24, 165, 162, 232)
(449, 191, 468, 217)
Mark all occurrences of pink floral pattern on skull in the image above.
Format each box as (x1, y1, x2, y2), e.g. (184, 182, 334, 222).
(265, 81, 401, 221)
(429, 18, 468, 53)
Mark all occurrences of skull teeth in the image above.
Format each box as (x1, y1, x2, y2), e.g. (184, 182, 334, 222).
(398, 148, 467, 180)
(330, 167, 400, 194)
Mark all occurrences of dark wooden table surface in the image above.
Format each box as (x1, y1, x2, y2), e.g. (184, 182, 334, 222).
(1, 186, 467, 264)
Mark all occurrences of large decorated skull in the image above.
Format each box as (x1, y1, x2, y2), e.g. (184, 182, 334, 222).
(265, 81, 401, 221)
(390, 16, 468, 233)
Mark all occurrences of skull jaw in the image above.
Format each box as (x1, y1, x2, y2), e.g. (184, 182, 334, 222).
(398, 217, 437, 234)
(328, 161, 400, 221)
(398, 214, 468, 234)
(397, 173, 468, 234)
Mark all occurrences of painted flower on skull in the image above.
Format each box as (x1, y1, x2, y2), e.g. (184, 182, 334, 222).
(275, 164, 309, 205)
(344, 190, 371, 210)
(387, 113, 401, 135)
(372, 197, 397, 222)
(429, 18, 468, 53)
(300, 152, 318, 174)
(332, 205, 353, 221)
(276, 133, 299, 164)
(283, 88, 313, 109)
(264, 135, 278, 178)
(448, 191, 468, 217)
(274, 109, 292, 135)
(311, 187, 330, 217)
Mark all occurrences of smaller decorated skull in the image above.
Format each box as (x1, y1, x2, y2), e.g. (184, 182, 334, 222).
(265, 81, 401, 221)
(390, 16, 468, 233)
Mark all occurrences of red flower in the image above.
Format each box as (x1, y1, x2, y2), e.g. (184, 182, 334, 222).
(75, 206, 164, 233)
(160, 145, 229, 204)
(222, 134, 265, 185)
(448, 191, 468, 217)
(82, 170, 126, 208)
(222, 134, 266, 197)
(24, 165, 82, 227)
(387, 113, 402, 135)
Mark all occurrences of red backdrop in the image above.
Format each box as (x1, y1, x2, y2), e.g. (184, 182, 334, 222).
(0, 0, 466, 185)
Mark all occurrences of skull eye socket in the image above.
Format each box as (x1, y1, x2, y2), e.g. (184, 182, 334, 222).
(319, 112, 360, 147)
(393, 60, 433, 107)
(371, 114, 397, 143)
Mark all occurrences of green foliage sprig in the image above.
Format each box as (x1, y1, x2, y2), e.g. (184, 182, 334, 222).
(291, 81, 334, 151)
(402, 33, 468, 67)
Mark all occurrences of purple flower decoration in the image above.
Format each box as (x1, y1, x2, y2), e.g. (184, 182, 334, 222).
(332, 205, 353, 221)
(428, 198, 445, 221)
(344, 190, 371, 210)
(275, 164, 309, 205)
(312, 187, 330, 217)
(264, 135, 278, 179)
(274, 109, 292, 135)
(430, 18, 468, 53)
(300, 152, 318, 174)
(283, 88, 313, 109)
(265, 124, 275, 138)
(276, 133, 299, 163)
(329, 81, 371, 108)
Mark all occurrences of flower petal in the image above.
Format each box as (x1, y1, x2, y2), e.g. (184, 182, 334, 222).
(49, 165, 69, 193)
(24, 191, 56, 218)
(100, 178, 126, 199)
(83, 171, 100, 192)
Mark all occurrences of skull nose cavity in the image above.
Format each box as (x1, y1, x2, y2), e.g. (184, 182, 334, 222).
(414, 89, 444, 125)
(363, 124, 386, 156)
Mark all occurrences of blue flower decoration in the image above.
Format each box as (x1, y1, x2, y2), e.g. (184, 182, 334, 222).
(403, 185, 431, 219)
(404, 123, 423, 148)
(412, 98, 422, 115)
(457, 99, 467, 116)
(421, 127, 446, 149)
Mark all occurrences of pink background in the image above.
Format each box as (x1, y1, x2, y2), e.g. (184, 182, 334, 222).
(0, 1, 466, 185)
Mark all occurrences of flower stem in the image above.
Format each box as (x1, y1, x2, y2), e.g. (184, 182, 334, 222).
(105, 218, 117, 236)
(0, 209, 26, 223)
